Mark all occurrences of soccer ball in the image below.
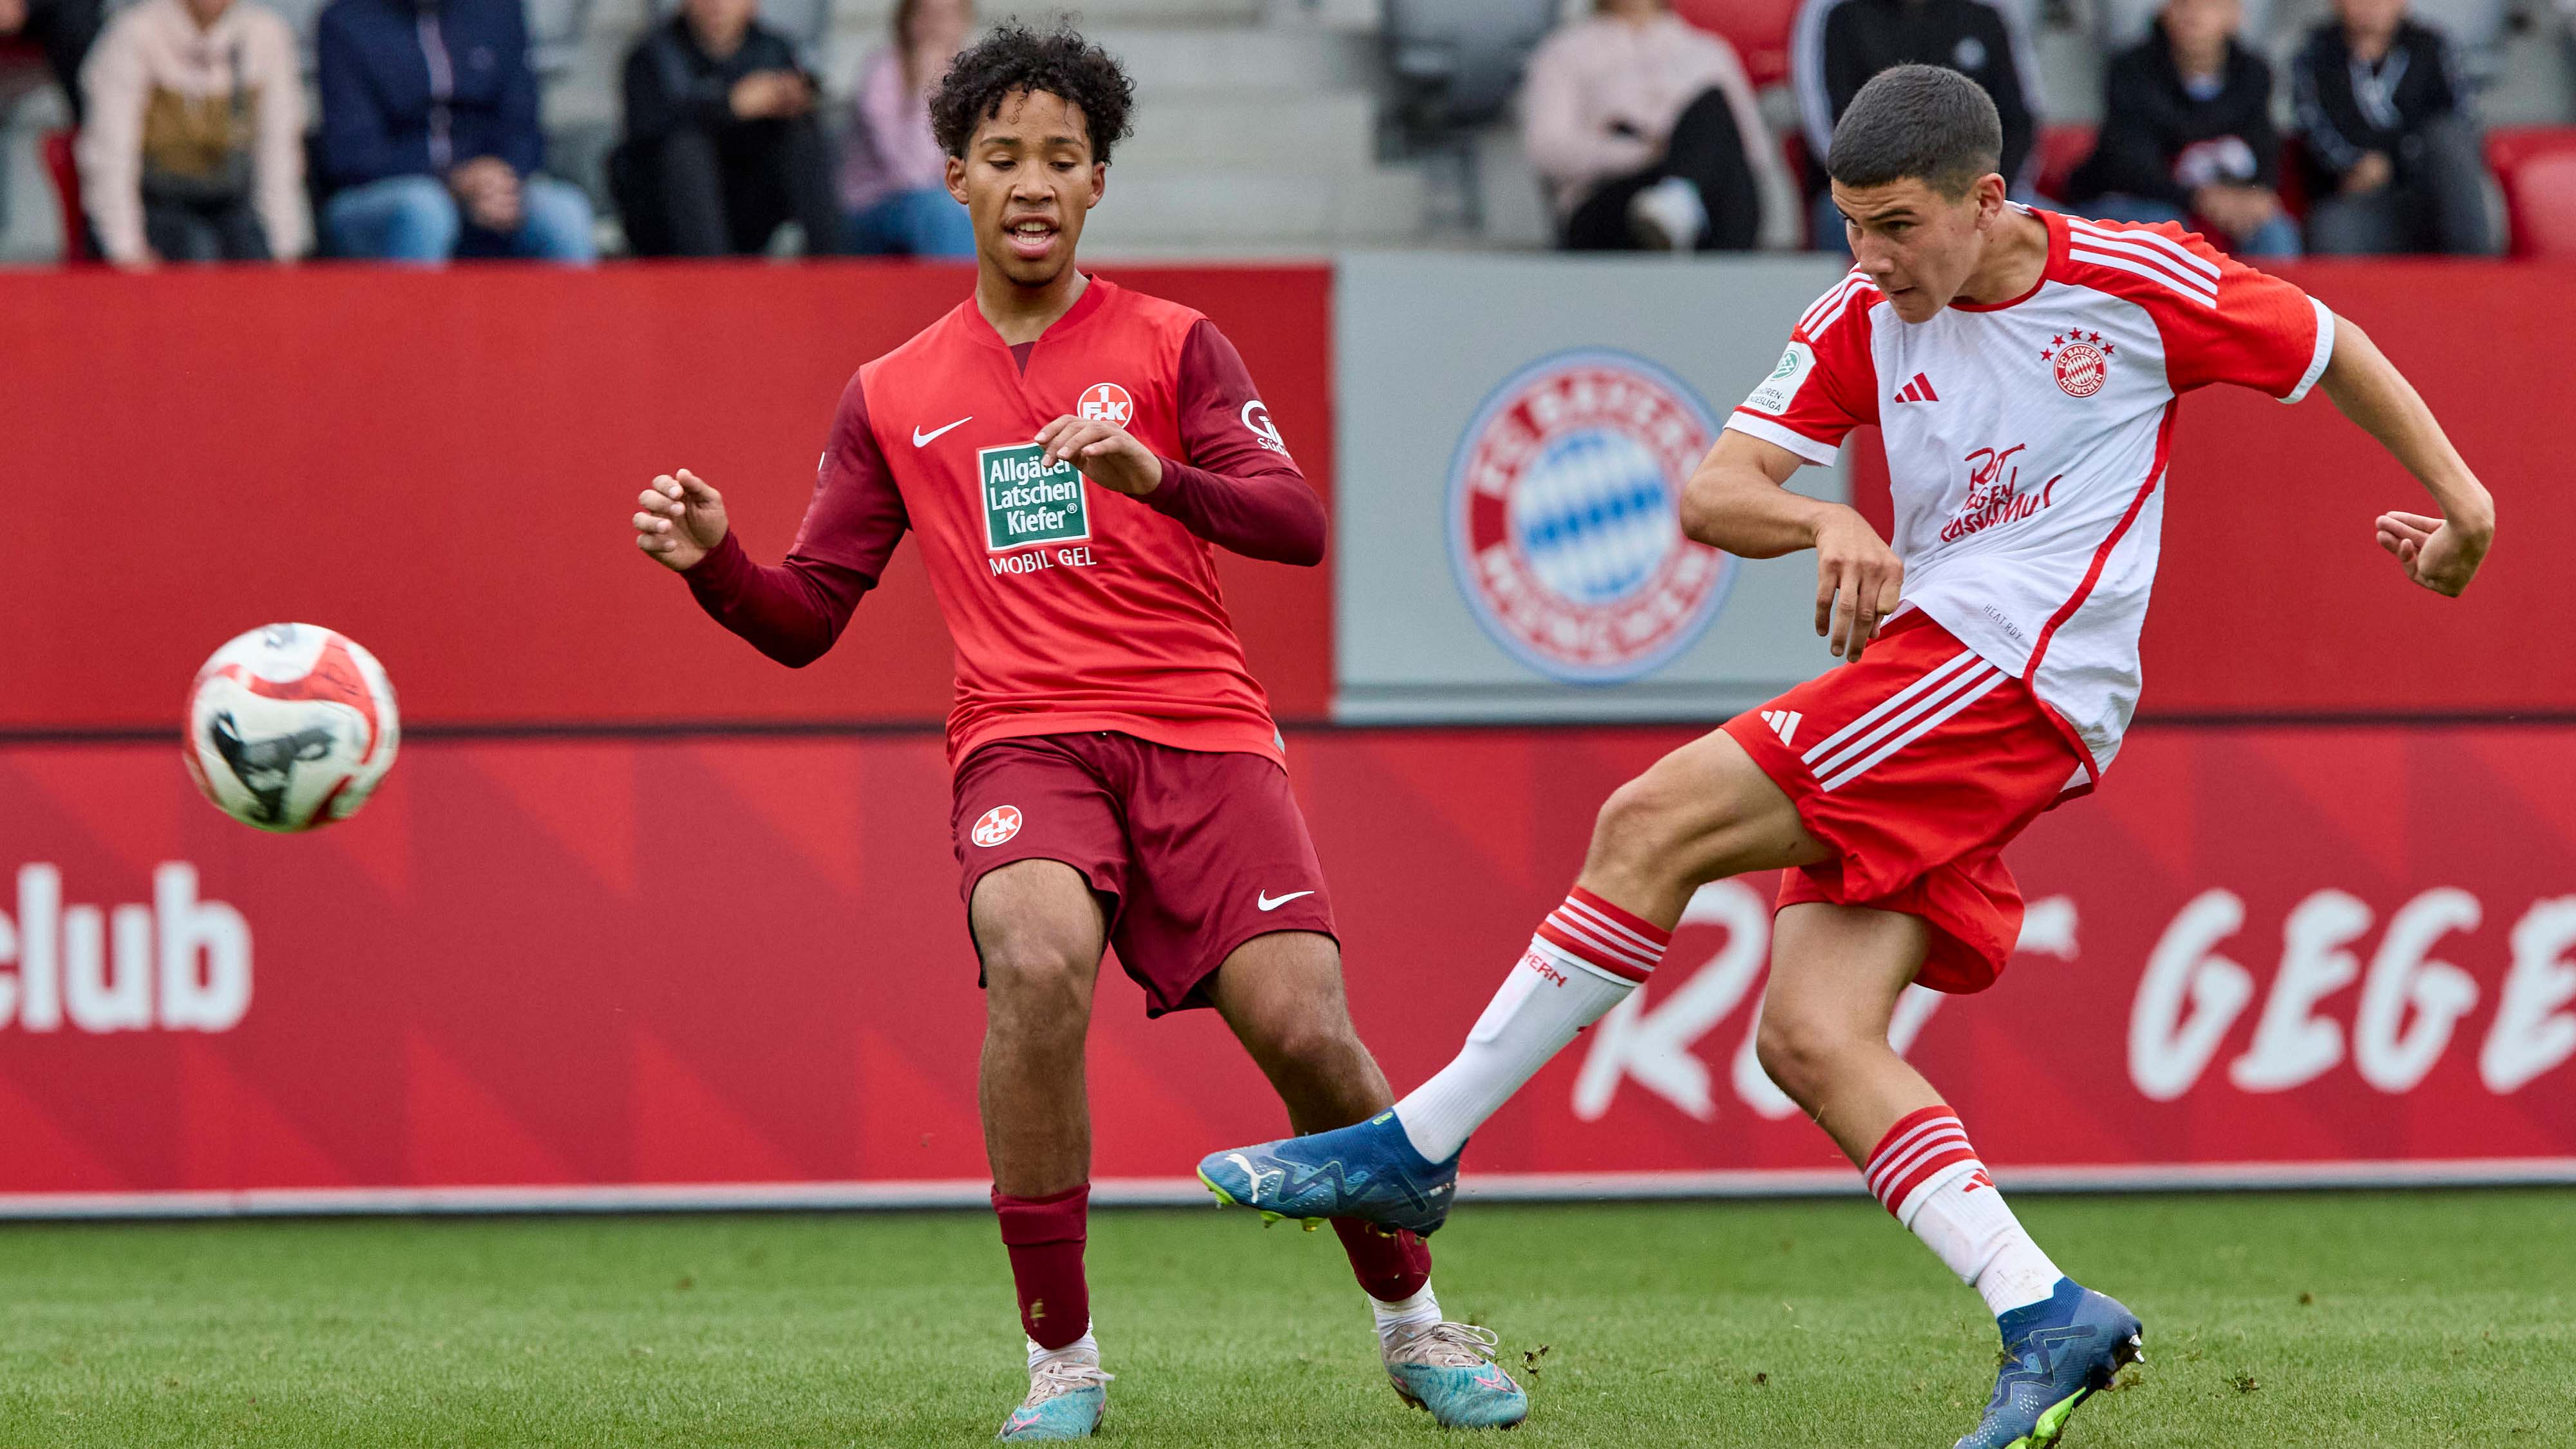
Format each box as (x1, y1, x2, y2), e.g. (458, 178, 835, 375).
(184, 623, 401, 832)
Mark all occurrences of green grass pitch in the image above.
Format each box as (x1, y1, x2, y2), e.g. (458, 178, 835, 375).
(2, 1189, 2568, 1446)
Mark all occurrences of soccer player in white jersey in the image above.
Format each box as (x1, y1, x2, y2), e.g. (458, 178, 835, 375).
(1199, 64, 2494, 1448)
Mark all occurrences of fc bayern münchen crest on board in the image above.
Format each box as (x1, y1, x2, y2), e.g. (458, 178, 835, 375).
(1446, 349, 1735, 684)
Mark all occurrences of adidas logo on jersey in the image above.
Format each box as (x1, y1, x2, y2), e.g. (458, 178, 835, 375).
(1760, 709, 1802, 746)
(1892, 372, 1940, 404)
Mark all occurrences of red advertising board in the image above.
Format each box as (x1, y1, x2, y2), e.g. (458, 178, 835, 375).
(0, 261, 1334, 732)
(1, 724, 2568, 1212)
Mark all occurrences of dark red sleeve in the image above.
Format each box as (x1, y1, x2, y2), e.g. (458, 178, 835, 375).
(1144, 319, 1327, 567)
(683, 372, 909, 667)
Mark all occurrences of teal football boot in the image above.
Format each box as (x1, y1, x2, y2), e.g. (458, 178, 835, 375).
(996, 1356, 1110, 1441)
(1383, 1320, 1530, 1429)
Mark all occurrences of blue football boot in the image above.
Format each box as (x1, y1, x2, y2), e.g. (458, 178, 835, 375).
(1383, 1320, 1530, 1429)
(1954, 1278, 2144, 1449)
(995, 1356, 1110, 1441)
(1196, 1110, 1461, 1236)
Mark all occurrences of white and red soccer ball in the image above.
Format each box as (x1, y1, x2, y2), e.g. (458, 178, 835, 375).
(185, 623, 401, 832)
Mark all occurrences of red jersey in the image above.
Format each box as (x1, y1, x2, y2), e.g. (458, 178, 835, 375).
(686, 277, 1323, 766)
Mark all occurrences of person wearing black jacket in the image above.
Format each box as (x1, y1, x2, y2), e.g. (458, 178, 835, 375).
(613, 0, 844, 256)
(1793, 0, 2043, 249)
(0, 0, 102, 124)
(2291, 0, 2496, 254)
(2069, 0, 2297, 257)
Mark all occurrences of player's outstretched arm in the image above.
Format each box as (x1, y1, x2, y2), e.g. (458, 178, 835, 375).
(1681, 430, 1901, 661)
(628, 464, 886, 668)
(634, 469, 729, 571)
(2315, 316, 2495, 598)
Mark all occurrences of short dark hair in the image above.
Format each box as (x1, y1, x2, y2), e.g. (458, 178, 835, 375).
(929, 23, 1137, 166)
(1825, 64, 2003, 196)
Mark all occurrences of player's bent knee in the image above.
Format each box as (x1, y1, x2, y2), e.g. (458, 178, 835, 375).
(978, 938, 1094, 1021)
(1754, 1010, 1841, 1110)
(1590, 764, 1739, 884)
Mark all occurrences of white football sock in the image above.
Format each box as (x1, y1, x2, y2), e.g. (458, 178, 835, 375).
(1027, 1325, 1099, 1373)
(1396, 887, 1670, 1163)
(1369, 1283, 1443, 1350)
(1865, 1106, 2061, 1316)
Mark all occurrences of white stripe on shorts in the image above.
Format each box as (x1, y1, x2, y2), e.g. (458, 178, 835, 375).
(1801, 649, 1982, 771)
(1817, 665, 2006, 793)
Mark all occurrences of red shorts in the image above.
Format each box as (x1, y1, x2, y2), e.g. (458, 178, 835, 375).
(1720, 614, 2089, 994)
(950, 732, 1338, 1018)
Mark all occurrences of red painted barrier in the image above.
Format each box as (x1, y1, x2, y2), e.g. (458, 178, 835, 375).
(1, 261, 1334, 732)
(2, 724, 2568, 1207)
(11, 260, 2562, 736)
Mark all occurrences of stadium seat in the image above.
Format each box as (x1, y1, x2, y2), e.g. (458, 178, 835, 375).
(1384, 0, 1556, 129)
(1383, 0, 1557, 230)
(1672, 0, 1799, 88)
(2034, 122, 2097, 204)
(2488, 126, 2576, 258)
(42, 127, 90, 262)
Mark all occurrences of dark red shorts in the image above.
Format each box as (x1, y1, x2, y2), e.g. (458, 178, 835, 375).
(950, 732, 1338, 1018)
(1720, 613, 2090, 994)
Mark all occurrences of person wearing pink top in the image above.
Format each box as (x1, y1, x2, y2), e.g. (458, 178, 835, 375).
(839, 0, 972, 255)
(1522, 0, 1783, 251)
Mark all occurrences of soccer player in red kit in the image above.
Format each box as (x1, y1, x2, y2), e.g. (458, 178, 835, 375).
(1202, 66, 2494, 1448)
(629, 24, 1525, 1441)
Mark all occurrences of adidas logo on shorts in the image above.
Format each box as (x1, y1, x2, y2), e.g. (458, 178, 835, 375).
(1759, 709, 1802, 746)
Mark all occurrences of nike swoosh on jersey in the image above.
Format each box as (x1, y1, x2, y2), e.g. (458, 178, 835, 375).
(913, 416, 971, 446)
(1256, 890, 1315, 912)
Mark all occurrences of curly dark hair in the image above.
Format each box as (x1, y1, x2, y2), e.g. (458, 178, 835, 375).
(928, 23, 1137, 166)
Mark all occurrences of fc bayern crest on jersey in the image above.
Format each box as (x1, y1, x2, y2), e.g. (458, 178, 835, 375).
(1077, 383, 1134, 425)
(2042, 331, 2115, 398)
(1446, 350, 1734, 683)
(971, 804, 1023, 848)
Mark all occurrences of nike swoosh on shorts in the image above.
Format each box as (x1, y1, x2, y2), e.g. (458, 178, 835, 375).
(1256, 890, 1314, 911)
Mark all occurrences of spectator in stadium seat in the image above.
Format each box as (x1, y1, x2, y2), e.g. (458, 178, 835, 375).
(1794, 0, 2045, 248)
(75, 0, 307, 264)
(315, 0, 595, 263)
(612, 0, 844, 256)
(2068, 0, 2298, 258)
(1522, 0, 1783, 251)
(2292, 0, 2497, 255)
(0, 0, 101, 124)
(837, 0, 974, 256)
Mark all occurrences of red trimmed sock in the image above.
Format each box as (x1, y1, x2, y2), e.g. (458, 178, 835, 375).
(1393, 884, 1672, 1162)
(1863, 1106, 2061, 1315)
(1331, 1217, 1432, 1303)
(993, 1182, 1091, 1350)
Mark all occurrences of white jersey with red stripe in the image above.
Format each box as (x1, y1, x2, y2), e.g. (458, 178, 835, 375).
(1727, 209, 2334, 782)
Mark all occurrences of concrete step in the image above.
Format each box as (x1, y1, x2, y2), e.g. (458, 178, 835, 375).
(1077, 160, 1426, 251)
(807, 24, 1377, 100)
(829, 0, 1264, 29)
(1083, 25, 1379, 94)
(1113, 91, 1376, 168)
